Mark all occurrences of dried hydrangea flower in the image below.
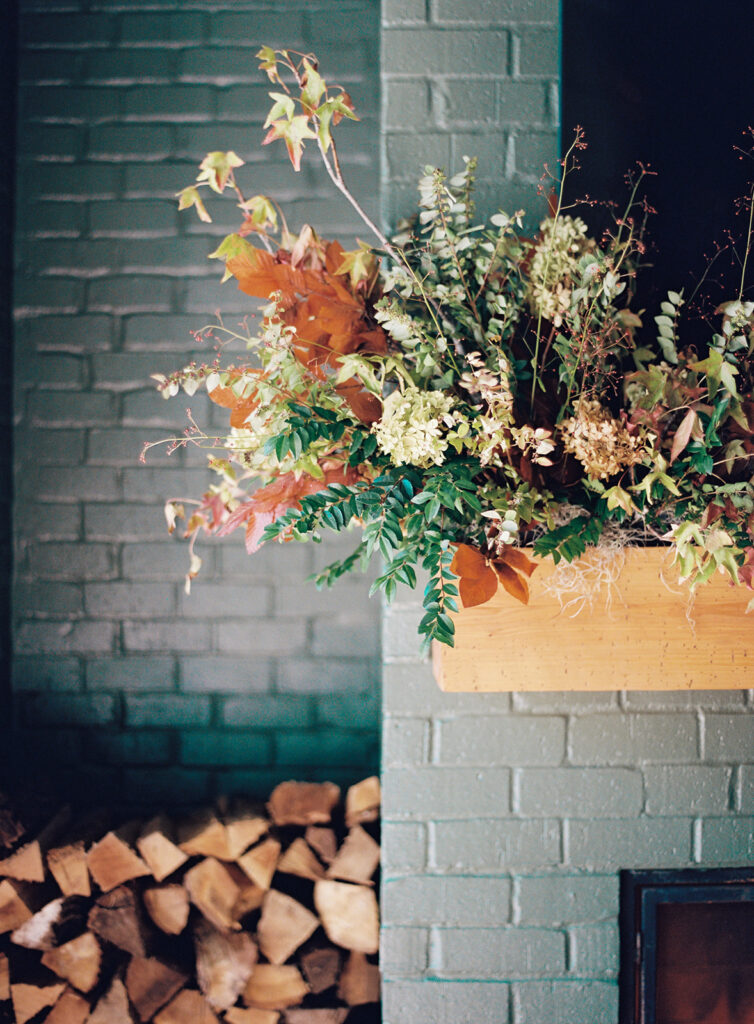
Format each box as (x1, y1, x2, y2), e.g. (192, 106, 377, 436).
(559, 398, 642, 480)
(528, 215, 588, 326)
(373, 388, 458, 468)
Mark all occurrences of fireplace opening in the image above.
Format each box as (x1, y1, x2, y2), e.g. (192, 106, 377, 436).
(620, 869, 754, 1024)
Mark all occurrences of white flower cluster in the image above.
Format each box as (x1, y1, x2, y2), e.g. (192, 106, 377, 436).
(528, 215, 588, 327)
(373, 388, 457, 468)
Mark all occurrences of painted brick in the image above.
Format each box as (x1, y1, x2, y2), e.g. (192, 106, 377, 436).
(84, 582, 175, 618)
(276, 657, 377, 694)
(16, 353, 84, 389)
(700, 818, 754, 863)
(27, 390, 115, 426)
(514, 873, 618, 926)
(643, 765, 731, 816)
(84, 48, 177, 83)
(432, 0, 557, 21)
(15, 276, 84, 313)
(311, 616, 380, 658)
(21, 314, 114, 352)
(704, 713, 754, 762)
(22, 13, 115, 49)
(215, 619, 307, 656)
(28, 542, 115, 581)
(432, 819, 561, 872)
(512, 980, 618, 1024)
(84, 504, 170, 543)
(383, 28, 509, 76)
(177, 583, 270, 620)
(497, 79, 547, 122)
(386, 131, 453, 180)
(739, 766, 754, 813)
(516, 767, 643, 817)
(569, 713, 699, 765)
(433, 77, 497, 126)
(121, 468, 212, 502)
(23, 467, 120, 504)
(516, 27, 558, 76)
(566, 818, 693, 871)
(14, 581, 83, 618)
(122, 86, 215, 121)
(123, 620, 211, 653)
(314, 691, 380, 730)
(20, 692, 117, 727)
(382, 661, 513, 715)
(219, 695, 311, 729)
(438, 715, 566, 766)
(380, 927, 428, 977)
(20, 163, 121, 201)
(211, 10, 306, 44)
(275, 731, 377, 769)
(382, 0, 427, 24)
(382, 717, 430, 766)
(87, 729, 173, 765)
(382, 980, 510, 1024)
(568, 923, 619, 977)
(383, 875, 511, 927)
(86, 656, 175, 692)
(122, 542, 195, 581)
(513, 128, 559, 177)
(87, 275, 174, 313)
(180, 730, 272, 767)
(15, 620, 116, 655)
(125, 694, 211, 728)
(181, 657, 273, 696)
(123, 313, 203, 349)
(382, 821, 427, 873)
(13, 656, 83, 693)
(384, 766, 511, 819)
(123, 768, 211, 806)
(624, 690, 747, 710)
(89, 200, 177, 237)
(436, 926, 565, 978)
(119, 12, 206, 45)
(384, 79, 431, 131)
(512, 690, 619, 713)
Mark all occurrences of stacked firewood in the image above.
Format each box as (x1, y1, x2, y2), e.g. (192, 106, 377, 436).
(0, 778, 381, 1023)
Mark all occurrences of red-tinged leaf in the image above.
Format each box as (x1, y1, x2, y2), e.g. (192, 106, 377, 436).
(335, 379, 382, 424)
(226, 246, 317, 304)
(208, 384, 240, 408)
(670, 407, 698, 464)
(496, 547, 537, 578)
(494, 561, 530, 605)
(229, 394, 260, 429)
(739, 549, 754, 589)
(450, 543, 498, 608)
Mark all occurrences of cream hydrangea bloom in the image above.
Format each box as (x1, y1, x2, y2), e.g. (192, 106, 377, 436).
(528, 215, 588, 326)
(373, 388, 457, 468)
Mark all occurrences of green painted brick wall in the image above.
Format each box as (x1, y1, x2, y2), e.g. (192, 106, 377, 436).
(12, 0, 382, 806)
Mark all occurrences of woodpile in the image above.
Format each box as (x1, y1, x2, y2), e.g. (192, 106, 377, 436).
(0, 778, 381, 1023)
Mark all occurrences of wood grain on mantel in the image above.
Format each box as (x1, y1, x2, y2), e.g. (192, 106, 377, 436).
(433, 548, 752, 692)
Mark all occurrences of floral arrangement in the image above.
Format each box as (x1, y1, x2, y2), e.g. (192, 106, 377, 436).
(150, 48, 754, 649)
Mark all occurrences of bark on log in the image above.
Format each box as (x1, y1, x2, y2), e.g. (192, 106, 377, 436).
(124, 955, 188, 1022)
(300, 946, 341, 995)
(193, 918, 257, 1012)
(87, 885, 151, 957)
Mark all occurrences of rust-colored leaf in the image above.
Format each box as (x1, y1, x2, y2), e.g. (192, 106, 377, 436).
(496, 547, 537, 578)
(670, 407, 698, 464)
(451, 543, 498, 608)
(493, 561, 530, 605)
(335, 380, 383, 424)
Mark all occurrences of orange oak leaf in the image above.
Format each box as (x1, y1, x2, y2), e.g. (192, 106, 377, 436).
(450, 543, 498, 608)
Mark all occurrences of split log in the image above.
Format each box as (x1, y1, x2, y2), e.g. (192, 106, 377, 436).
(88, 885, 151, 957)
(276, 838, 325, 881)
(326, 827, 380, 885)
(194, 918, 257, 1011)
(226, 864, 265, 919)
(124, 956, 188, 1022)
(142, 883, 190, 935)
(0, 953, 8, 1001)
(87, 974, 134, 1024)
(337, 951, 380, 1006)
(267, 783, 340, 827)
(40, 931, 101, 993)
(314, 880, 379, 954)
(300, 946, 341, 994)
(153, 988, 220, 1024)
(223, 810, 269, 861)
(345, 777, 380, 828)
(47, 842, 90, 898)
(86, 830, 150, 892)
(257, 890, 319, 966)
(46, 986, 90, 1024)
(0, 879, 33, 933)
(243, 965, 309, 1011)
(283, 1011, 348, 1024)
(225, 1009, 280, 1024)
(136, 817, 187, 883)
(10, 897, 74, 950)
(304, 828, 337, 866)
(11, 982, 65, 1024)
(184, 858, 242, 932)
(237, 838, 280, 891)
(179, 812, 230, 860)
(0, 806, 71, 883)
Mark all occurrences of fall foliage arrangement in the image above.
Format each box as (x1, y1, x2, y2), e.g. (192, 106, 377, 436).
(150, 48, 754, 649)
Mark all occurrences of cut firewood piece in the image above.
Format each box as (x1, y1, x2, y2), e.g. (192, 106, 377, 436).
(237, 838, 280, 891)
(314, 880, 379, 954)
(86, 830, 150, 893)
(194, 918, 258, 1011)
(337, 951, 380, 1006)
(224, 1008, 280, 1024)
(304, 827, 337, 866)
(41, 931, 101, 994)
(88, 885, 151, 957)
(257, 890, 319, 966)
(0, 879, 33, 933)
(11, 895, 88, 950)
(136, 817, 187, 883)
(47, 841, 90, 898)
(179, 811, 230, 860)
(223, 812, 269, 861)
(267, 782, 340, 827)
(46, 986, 90, 1024)
(125, 956, 188, 1022)
(276, 838, 325, 881)
(184, 857, 242, 932)
(154, 988, 220, 1024)
(243, 965, 309, 1011)
(87, 974, 134, 1024)
(0, 952, 8, 1001)
(300, 946, 341, 994)
(11, 982, 66, 1024)
(345, 777, 380, 829)
(226, 863, 265, 919)
(142, 883, 190, 936)
(326, 826, 380, 885)
(0, 841, 44, 883)
(283, 1011, 348, 1024)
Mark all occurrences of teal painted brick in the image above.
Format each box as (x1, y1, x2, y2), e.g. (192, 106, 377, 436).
(566, 818, 693, 871)
(13, 656, 82, 693)
(123, 620, 212, 653)
(275, 731, 377, 768)
(20, 84, 122, 122)
(22, 13, 115, 48)
(123, 767, 211, 806)
(432, 0, 557, 21)
(432, 819, 561, 871)
(383, 875, 511, 927)
(89, 200, 178, 236)
(382, 980, 510, 1024)
(383, 0, 427, 24)
(497, 79, 547, 123)
(19, 692, 117, 726)
(84, 582, 176, 618)
(569, 713, 699, 765)
(275, 657, 377, 694)
(384, 766, 511, 819)
(18, 163, 121, 201)
(86, 656, 176, 692)
(181, 658, 273, 696)
(516, 27, 558, 77)
(15, 276, 84, 313)
(644, 765, 731, 815)
(88, 729, 173, 765)
(513, 128, 559, 177)
(449, 130, 508, 178)
(125, 693, 211, 727)
(516, 767, 643, 817)
(214, 84, 273, 120)
(178, 50, 273, 87)
(382, 717, 430, 766)
(27, 390, 115, 426)
(386, 131, 452, 179)
(16, 431, 85, 469)
(84, 48, 178, 83)
(436, 926, 565, 979)
(88, 275, 174, 313)
(16, 353, 85, 388)
(700, 817, 754, 863)
(23, 467, 120, 503)
(88, 123, 174, 160)
(15, 582, 83, 617)
(739, 766, 754, 813)
(16, 620, 116, 655)
(19, 200, 85, 237)
(119, 12, 207, 45)
(216, 619, 307, 656)
(568, 922, 619, 977)
(314, 691, 380, 729)
(19, 49, 83, 84)
(384, 79, 431, 131)
(382, 821, 427, 873)
(433, 78, 498, 126)
(514, 873, 618, 926)
(180, 730, 272, 767)
(17, 124, 83, 158)
(383, 28, 509, 75)
(123, 161, 200, 197)
(211, 10, 306, 44)
(704, 713, 754, 762)
(380, 927, 429, 977)
(28, 543, 115, 580)
(512, 980, 618, 1024)
(218, 695, 311, 728)
(21, 314, 114, 352)
(438, 715, 566, 766)
(123, 314, 200, 349)
(122, 86, 215, 120)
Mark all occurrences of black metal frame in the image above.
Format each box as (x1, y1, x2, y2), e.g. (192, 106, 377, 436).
(619, 867, 754, 1024)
